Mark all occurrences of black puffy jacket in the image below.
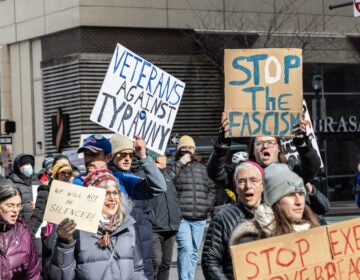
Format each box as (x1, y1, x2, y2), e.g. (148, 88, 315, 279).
(4, 153, 41, 226)
(167, 159, 215, 221)
(201, 203, 254, 280)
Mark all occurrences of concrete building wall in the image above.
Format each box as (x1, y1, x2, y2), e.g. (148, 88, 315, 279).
(0, 1, 359, 45)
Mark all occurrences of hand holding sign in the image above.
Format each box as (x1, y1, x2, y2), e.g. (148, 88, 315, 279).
(57, 218, 77, 244)
(134, 135, 147, 159)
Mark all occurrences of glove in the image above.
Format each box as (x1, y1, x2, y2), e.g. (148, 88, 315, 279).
(217, 125, 231, 146)
(292, 123, 309, 147)
(57, 218, 76, 244)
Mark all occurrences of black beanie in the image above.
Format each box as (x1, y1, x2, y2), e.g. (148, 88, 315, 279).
(19, 155, 34, 167)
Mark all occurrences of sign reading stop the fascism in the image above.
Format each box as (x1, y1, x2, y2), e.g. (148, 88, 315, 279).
(354, 0, 360, 17)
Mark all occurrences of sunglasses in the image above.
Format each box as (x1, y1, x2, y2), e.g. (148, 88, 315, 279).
(116, 152, 136, 159)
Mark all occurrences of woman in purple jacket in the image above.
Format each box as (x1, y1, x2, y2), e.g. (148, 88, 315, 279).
(0, 184, 40, 279)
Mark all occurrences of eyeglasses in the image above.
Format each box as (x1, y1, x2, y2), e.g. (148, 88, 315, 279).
(106, 191, 120, 198)
(116, 152, 135, 159)
(237, 177, 262, 187)
(254, 140, 277, 148)
(3, 203, 23, 211)
(59, 170, 72, 176)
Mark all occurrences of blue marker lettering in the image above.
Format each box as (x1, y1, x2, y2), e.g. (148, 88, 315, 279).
(229, 112, 242, 137)
(119, 51, 134, 79)
(113, 46, 126, 74)
(247, 54, 268, 85)
(229, 56, 251, 86)
(243, 86, 265, 110)
(284, 55, 300, 84)
(278, 93, 292, 110)
(137, 60, 151, 89)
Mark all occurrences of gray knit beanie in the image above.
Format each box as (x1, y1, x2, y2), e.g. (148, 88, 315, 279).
(110, 134, 134, 154)
(264, 163, 306, 206)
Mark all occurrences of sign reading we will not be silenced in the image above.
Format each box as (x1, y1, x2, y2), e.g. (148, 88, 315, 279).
(90, 43, 185, 155)
(43, 180, 106, 233)
(225, 48, 303, 137)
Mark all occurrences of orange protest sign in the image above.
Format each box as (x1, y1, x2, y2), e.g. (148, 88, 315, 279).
(231, 218, 360, 279)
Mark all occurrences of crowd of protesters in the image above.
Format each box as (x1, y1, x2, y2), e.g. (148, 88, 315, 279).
(0, 112, 335, 280)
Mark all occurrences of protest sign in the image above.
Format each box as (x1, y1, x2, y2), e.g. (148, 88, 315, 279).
(62, 149, 85, 168)
(231, 218, 360, 279)
(224, 48, 303, 137)
(90, 43, 185, 155)
(281, 99, 323, 167)
(43, 180, 106, 233)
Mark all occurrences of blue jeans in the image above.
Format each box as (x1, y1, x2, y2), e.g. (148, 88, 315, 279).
(355, 192, 360, 208)
(176, 219, 206, 280)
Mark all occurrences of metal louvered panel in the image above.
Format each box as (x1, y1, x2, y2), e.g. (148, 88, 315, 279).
(42, 54, 223, 153)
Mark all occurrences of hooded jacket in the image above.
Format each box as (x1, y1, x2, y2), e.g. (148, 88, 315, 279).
(46, 215, 146, 280)
(0, 219, 41, 280)
(4, 153, 41, 225)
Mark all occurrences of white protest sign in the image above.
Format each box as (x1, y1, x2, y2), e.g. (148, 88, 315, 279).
(62, 149, 85, 168)
(90, 43, 185, 155)
(354, 0, 360, 17)
(43, 180, 106, 233)
(281, 100, 323, 167)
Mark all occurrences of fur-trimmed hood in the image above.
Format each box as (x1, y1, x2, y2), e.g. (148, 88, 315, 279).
(229, 220, 261, 246)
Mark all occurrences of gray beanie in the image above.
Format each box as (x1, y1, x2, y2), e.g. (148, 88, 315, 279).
(264, 163, 306, 206)
(110, 134, 134, 154)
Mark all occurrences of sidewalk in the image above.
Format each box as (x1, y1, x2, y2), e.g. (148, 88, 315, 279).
(326, 200, 360, 216)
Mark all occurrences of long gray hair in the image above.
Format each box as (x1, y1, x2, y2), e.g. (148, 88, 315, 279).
(0, 185, 21, 203)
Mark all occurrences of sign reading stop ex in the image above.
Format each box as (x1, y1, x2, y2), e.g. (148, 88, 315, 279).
(354, 0, 360, 17)
(231, 218, 360, 279)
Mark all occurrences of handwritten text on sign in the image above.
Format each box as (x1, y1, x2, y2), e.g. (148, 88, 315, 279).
(43, 180, 106, 233)
(224, 48, 303, 137)
(231, 218, 360, 279)
(90, 43, 185, 155)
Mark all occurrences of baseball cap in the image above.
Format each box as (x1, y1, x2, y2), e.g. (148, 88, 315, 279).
(78, 134, 112, 155)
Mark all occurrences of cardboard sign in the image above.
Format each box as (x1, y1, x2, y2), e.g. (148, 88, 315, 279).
(281, 99, 324, 167)
(224, 48, 303, 137)
(90, 43, 185, 155)
(43, 180, 106, 233)
(231, 218, 360, 279)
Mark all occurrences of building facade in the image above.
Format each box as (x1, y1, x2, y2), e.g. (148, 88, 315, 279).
(0, 0, 359, 201)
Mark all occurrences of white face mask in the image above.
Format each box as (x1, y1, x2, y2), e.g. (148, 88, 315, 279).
(22, 165, 33, 177)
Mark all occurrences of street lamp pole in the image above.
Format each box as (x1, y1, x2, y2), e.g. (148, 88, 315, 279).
(312, 72, 325, 195)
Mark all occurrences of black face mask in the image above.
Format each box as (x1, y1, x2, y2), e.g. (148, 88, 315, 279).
(175, 150, 194, 161)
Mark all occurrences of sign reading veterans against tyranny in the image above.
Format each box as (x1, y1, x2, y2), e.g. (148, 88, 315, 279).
(44, 180, 106, 233)
(231, 218, 360, 280)
(90, 43, 185, 155)
(224, 48, 303, 137)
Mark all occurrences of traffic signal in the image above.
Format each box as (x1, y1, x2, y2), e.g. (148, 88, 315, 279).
(1, 120, 16, 134)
